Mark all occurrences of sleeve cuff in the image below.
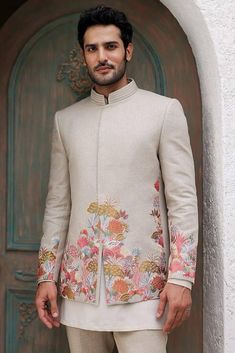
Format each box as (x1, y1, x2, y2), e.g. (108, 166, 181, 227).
(37, 279, 56, 286)
(167, 278, 192, 290)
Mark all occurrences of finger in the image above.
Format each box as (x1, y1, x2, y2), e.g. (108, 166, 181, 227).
(48, 293, 59, 319)
(47, 309, 60, 328)
(170, 310, 184, 331)
(38, 306, 54, 329)
(163, 305, 177, 333)
(167, 306, 191, 332)
(180, 307, 191, 324)
(35, 297, 52, 327)
(41, 303, 60, 328)
(156, 291, 167, 318)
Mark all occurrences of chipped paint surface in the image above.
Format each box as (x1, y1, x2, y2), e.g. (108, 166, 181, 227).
(161, 1, 235, 353)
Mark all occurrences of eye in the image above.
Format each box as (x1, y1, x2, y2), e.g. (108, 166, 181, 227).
(106, 43, 117, 50)
(86, 46, 96, 53)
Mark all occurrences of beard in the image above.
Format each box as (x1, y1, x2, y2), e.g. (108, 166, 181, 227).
(86, 57, 127, 87)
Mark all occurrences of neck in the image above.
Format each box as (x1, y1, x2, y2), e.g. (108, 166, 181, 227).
(94, 74, 128, 97)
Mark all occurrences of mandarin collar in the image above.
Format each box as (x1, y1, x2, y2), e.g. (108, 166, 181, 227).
(90, 79, 138, 106)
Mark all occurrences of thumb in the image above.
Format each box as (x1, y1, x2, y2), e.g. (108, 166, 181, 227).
(156, 290, 167, 318)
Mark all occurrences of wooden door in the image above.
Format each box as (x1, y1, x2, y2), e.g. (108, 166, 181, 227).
(0, 1, 202, 352)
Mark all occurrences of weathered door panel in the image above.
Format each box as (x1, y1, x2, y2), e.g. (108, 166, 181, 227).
(0, 1, 202, 352)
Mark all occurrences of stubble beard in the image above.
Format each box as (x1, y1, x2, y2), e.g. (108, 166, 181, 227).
(87, 58, 127, 87)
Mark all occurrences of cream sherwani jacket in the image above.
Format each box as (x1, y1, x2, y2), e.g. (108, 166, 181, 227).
(37, 80, 198, 306)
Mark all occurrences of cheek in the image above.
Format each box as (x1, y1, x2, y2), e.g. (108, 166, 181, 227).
(84, 56, 96, 69)
(109, 51, 126, 64)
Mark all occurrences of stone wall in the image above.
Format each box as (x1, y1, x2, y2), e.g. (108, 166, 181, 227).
(161, 1, 235, 352)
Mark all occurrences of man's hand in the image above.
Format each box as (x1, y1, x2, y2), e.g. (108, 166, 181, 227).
(156, 283, 192, 334)
(35, 281, 60, 329)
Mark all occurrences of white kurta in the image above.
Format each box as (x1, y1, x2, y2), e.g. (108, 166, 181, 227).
(60, 265, 166, 331)
(60, 250, 191, 331)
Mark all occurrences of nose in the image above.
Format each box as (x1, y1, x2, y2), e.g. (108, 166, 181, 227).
(97, 48, 108, 63)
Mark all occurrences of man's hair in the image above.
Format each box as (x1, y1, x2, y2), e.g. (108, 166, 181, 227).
(77, 5, 133, 49)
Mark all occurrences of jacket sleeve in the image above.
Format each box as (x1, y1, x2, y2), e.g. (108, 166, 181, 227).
(37, 113, 71, 283)
(158, 99, 198, 286)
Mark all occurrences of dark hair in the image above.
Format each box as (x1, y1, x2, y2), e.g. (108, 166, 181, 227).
(77, 5, 133, 49)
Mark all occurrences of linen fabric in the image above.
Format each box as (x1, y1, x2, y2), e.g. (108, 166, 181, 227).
(66, 327, 168, 353)
(37, 80, 198, 307)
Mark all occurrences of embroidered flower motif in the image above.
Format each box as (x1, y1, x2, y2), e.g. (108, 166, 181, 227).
(113, 279, 129, 294)
(81, 229, 88, 235)
(87, 260, 98, 273)
(68, 245, 78, 258)
(108, 219, 125, 235)
(104, 264, 125, 278)
(62, 285, 75, 299)
(77, 236, 89, 248)
(169, 224, 196, 279)
(150, 180, 164, 250)
(151, 276, 165, 291)
(154, 179, 160, 192)
(37, 238, 59, 281)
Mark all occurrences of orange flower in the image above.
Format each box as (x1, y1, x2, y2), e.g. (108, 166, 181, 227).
(113, 279, 129, 294)
(62, 286, 75, 299)
(151, 276, 165, 290)
(108, 219, 124, 235)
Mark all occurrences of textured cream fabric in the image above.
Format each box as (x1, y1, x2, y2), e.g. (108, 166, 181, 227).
(66, 327, 168, 353)
(38, 80, 198, 307)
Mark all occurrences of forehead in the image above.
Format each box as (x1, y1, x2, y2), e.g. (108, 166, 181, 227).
(83, 24, 122, 44)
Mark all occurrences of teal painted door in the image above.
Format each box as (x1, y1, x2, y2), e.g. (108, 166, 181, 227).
(0, 1, 202, 352)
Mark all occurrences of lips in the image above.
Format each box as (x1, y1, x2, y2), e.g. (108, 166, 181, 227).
(96, 66, 112, 72)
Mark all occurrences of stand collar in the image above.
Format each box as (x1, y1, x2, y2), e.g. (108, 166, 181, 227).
(90, 79, 138, 106)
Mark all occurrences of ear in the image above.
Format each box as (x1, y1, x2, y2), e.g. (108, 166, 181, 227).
(125, 43, 134, 62)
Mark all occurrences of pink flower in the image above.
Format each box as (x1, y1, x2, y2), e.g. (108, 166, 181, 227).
(184, 271, 195, 278)
(77, 237, 89, 248)
(69, 271, 76, 283)
(154, 180, 160, 192)
(112, 246, 122, 258)
(132, 271, 141, 286)
(172, 233, 186, 252)
(68, 245, 78, 257)
(169, 261, 184, 272)
(80, 229, 88, 235)
(103, 248, 114, 258)
(81, 287, 88, 294)
(91, 246, 99, 255)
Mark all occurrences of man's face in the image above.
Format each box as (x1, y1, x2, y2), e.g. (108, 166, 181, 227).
(83, 24, 133, 87)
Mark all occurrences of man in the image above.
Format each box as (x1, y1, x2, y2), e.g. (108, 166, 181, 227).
(36, 5, 198, 353)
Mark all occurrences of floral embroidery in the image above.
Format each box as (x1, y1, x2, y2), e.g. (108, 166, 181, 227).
(38, 176, 196, 303)
(39, 180, 169, 303)
(151, 180, 164, 246)
(59, 185, 167, 304)
(168, 224, 196, 279)
(59, 201, 130, 302)
(103, 181, 167, 304)
(60, 228, 99, 302)
(37, 236, 59, 281)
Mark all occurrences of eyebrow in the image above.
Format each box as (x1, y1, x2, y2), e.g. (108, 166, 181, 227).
(84, 41, 119, 48)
